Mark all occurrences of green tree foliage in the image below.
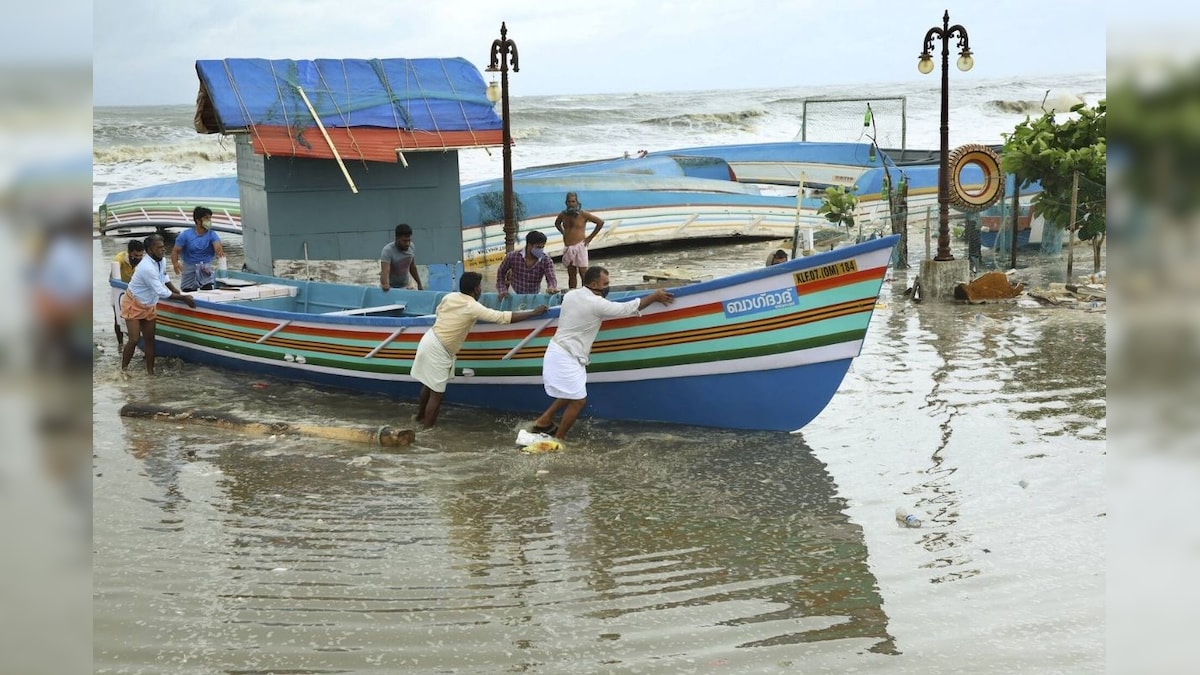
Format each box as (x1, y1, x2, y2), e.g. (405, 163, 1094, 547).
(1001, 101, 1107, 243)
(817, 185, 858, 230)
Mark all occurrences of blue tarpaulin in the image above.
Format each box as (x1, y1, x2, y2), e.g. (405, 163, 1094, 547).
(195, 58, 501, 135)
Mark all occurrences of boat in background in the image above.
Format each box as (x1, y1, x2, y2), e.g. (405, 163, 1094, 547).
(97, 155, 834, 268)
(460, 162, 818, 268)
(96, 138, 1035, 262)
(979, 200, 1046, 250)
(650, 141, 892, 189)
(110, 235, 898, 432)
(97, 177, 242, 236)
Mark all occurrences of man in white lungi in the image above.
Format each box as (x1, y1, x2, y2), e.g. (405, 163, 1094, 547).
(531, 266, 673, 441)
(411, 272, 547, 428)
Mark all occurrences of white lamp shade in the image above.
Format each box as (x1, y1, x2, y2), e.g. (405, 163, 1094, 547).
(957, 53, 974, 72)
(486, 80, 501, 103)
(917, 56, 935, 75)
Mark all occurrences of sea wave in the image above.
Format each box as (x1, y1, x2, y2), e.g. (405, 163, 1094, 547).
(986, 92, 1086, 114)
(765, 97, 813, 106)
(509, 125, 549, 141)
(94, 141, 237, 166)
(640, 109, 766, 130)
(517, 106, 637, 127)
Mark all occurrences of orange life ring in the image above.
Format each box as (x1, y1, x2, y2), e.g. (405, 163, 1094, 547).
(947, 144, 1004, 211)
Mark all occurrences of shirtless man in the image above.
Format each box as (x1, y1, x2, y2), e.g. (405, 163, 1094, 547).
(553, 191, 604, 289)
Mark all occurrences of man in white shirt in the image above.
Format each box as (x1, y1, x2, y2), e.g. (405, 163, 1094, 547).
(531, 266, 672, 440)
(120, 234, 196, 375)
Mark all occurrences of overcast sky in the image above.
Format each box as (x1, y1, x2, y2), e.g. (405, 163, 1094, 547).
(91, 0, 1110, 106)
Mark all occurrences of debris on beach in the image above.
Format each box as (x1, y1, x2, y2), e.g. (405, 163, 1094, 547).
(641, 268, 711, 284)
(118, 402, 416, 448)
(516, 429, 564, 454)
(1027, 276, 1106, 312)
(954, 271, 1025, 303)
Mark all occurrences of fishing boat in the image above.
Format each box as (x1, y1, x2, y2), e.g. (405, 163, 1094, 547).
(110, 235, 897, 432)
(97, 177, 242, 236)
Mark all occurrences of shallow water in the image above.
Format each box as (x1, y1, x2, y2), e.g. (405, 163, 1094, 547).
(92, 235, 1104, 673)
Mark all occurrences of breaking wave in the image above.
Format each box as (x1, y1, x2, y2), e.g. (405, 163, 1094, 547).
(641, 109, 766, 130)
(94, 141, 237, 166)
(509, 125, 549, 141)
(986, 92, 1086, 114)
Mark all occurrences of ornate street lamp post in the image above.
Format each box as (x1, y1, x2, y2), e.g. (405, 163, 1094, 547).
(918, 10, 973, 262)
(487, 22, 519, 252)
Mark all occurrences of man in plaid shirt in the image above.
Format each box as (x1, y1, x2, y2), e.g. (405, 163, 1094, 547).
(496, 230, 559, 299)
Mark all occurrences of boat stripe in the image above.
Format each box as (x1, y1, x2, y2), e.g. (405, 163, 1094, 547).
(164, 326, 868, 378)
(158, 293, 877, 365)
(162, 262, 885, 341)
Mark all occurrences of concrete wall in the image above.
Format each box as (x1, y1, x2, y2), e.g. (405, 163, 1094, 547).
(235, 135, 463, 275)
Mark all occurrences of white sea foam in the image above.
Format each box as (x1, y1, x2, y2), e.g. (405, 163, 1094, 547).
(93, 141, 236, 166)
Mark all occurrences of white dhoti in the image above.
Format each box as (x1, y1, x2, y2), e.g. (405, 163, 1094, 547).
(411, 331, 455, 393)
(542, 341, 587, 400)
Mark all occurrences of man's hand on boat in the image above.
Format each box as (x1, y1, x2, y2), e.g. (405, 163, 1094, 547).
(533, 304, 549, 315)
(639, 289, 674, 310)
(514, 304, 550, 321)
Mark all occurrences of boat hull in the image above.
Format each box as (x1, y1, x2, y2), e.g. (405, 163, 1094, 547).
(153, 338, 857, 432)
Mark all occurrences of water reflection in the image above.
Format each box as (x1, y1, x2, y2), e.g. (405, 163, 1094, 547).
(126, 434, 189, 517)
(886, 292, 1106, 585)
(97, 401, 895, 672)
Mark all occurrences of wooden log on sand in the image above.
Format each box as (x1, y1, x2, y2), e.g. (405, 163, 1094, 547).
(119, 403, 416, 448)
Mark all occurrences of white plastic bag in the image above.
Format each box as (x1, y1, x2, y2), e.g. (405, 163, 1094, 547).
(516, 429, 551, 446)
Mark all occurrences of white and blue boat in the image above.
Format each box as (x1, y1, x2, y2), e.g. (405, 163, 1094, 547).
(97, 177, 242, 236)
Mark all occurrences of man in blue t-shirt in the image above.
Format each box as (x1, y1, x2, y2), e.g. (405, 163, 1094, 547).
(172, 206, 226, 291)
(379, 223, 423, 291)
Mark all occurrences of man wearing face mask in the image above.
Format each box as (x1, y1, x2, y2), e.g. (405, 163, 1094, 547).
(496, 230, 559, 299)
(531, 266, 673, 440)
(553, 191, 604, 289)
(172, 206, 226, 292)
(411, 272, 548, 428)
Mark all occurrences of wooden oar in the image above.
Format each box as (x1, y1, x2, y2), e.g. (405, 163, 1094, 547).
(119, 403, 415, 448)
(502, 317, 554, 360)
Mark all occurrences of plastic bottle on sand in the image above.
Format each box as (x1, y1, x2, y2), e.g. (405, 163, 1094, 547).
(895, 506, 922, 528)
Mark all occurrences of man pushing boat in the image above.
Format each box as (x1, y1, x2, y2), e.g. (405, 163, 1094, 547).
(531, 266, 672, 441)
(412, 272, 548, 428)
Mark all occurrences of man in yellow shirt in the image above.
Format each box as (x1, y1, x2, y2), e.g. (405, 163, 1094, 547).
(112, 239, 145, 347)
(114, 239, 145, 282)
(411, 272, 548, 428)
